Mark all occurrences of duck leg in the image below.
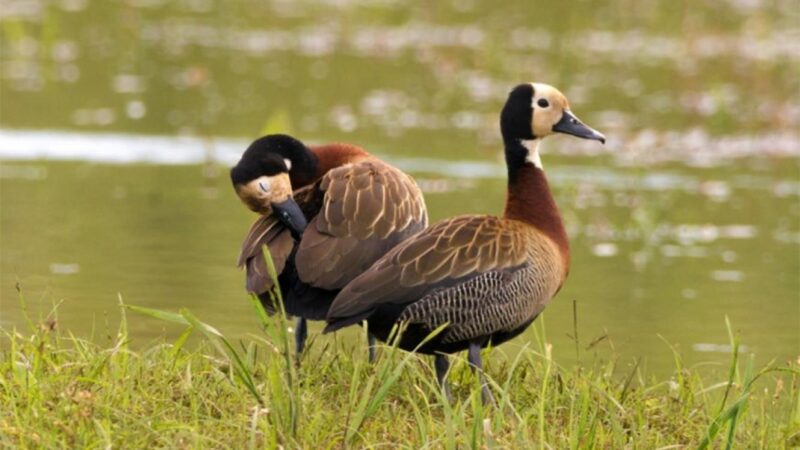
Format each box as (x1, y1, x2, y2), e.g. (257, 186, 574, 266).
(434, 354, 453, 402)
(467, 341, 495, 405)
(367, 333, 377, 363)
(294, 317, 308, 363)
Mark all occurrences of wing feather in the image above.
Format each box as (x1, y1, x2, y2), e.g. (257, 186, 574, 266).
(237, 215, 294, 294)
(295, 160, 427, 290)
(326, 215, 535, 326)
(237, 184, 322, 294)
(237, 215, 281, 268)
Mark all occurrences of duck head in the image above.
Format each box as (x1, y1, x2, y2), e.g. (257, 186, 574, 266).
(231, 134, 312, 239)
(500, 83, 605, 167)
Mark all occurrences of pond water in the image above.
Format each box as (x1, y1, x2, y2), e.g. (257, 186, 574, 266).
(1, 0, 798, 374)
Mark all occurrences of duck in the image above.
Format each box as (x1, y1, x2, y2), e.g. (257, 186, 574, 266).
(230, 134, 428, 361)
(323, 83, 605, 402)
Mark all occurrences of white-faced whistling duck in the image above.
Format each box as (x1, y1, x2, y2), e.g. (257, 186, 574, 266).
(323, 83, 605, 402)
(230, 135, 428, 362)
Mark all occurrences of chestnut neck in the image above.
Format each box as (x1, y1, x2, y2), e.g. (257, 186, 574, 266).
(502, 138, 569, 267)
(307, 143, 371, 179)
(285, 143, 370, 188)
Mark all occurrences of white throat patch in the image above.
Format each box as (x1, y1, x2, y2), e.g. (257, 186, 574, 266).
(521, 139, 543, 169)
(283, 158, 292, 171)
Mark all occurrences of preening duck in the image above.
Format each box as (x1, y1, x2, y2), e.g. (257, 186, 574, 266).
(231, 135, 428, 360)
(324, 83, 605, 402)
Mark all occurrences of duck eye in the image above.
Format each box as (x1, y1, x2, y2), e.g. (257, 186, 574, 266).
(537, 99, 549, 108)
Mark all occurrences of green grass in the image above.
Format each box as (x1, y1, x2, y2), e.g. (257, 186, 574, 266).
(2, 296, 798, 449)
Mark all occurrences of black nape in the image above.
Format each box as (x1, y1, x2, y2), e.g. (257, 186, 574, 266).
(230, 152, 289, 185)
(230, 162, 259, 186)
(230, 134, 318, 186)
(500, 84, 535, 141)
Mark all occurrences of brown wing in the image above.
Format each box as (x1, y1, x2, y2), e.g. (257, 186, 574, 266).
(325, 215, 534, 329)
(293, 160, 428, 290)
(237, 215, 293, 294)
(237, 184, 323, 294)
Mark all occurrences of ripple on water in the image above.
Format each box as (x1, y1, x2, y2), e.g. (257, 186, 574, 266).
(0, 164, 47, 180)
(49, 263, 80, 275)
(693, 343, 750, 353)
(711, 270, 745, 282)
(0, 126, 797, 187)
(591, 243, 619, 258)
(660, 245, 709, 259)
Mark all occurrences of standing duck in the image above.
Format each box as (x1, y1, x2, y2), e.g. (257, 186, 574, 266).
(324, 83, 605, 401)
(231, 135, 428, 359)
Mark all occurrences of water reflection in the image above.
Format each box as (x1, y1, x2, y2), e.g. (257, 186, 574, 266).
(2, 0, 798, 140)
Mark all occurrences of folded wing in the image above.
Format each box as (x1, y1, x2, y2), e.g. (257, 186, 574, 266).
(325, 215, 535, 331)
(237, 184, 322, 294)
(294, 160, 428, 289)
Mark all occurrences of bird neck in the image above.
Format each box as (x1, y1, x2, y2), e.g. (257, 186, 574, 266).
(503, 138, 569, 268)
(308, 143, 371, 180)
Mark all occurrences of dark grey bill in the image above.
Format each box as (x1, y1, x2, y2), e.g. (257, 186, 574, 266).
(552, 110, 606, 144)
(271, 198, 308, 240)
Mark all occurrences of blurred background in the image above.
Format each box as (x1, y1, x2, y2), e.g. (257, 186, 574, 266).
(1, 0, 798, 374)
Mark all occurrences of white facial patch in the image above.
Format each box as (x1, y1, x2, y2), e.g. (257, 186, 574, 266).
(283, 158, 292, 171)
(528, 82, 568, 139)
(521, 139, 543, 169)
(529, 82, 559, 108)
(243, 175, 273, 198)
(237, 173, 293, 214)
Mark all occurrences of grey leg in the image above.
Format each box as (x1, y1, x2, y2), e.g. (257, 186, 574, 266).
(467, 341, 495, 405)
(295, 317, 308, 359)
(367, 333, 377, 363)
(434, 354, 453, 402)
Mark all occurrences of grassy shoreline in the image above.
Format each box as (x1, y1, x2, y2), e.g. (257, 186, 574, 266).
(1, 294, 798, 449)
